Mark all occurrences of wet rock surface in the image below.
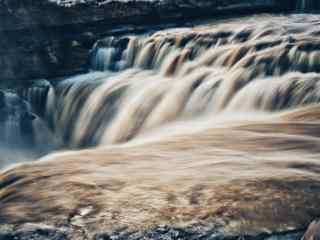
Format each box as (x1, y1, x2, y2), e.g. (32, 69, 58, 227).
(0, 223, 306, 240)
(0, 0, 297, 84)
(0, 0, 296, 31)
(0, 224, 70, 240)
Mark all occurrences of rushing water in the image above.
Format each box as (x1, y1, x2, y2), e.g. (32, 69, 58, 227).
(42, 14, 320, 148)
(297, 0, 320, 11)
(1, 13, 320, 235)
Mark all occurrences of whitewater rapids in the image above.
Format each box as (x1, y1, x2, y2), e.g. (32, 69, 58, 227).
(1, 14, 320, 236)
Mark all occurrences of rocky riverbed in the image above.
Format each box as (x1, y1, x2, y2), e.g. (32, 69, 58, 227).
(0, 223, 308, 240)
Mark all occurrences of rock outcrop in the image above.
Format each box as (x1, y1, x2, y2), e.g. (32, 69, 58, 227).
(0, 0, 297, 84)
(0, 223, 306, 240)
(0, 0, 297, 31)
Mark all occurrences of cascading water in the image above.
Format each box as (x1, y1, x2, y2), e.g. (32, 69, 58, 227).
(4, 14, 320, 153)
(296, 0, 319, 12)
(0, 88, 55, 168)
(3, 14, 320, 235)
(38, 15, 320, 148)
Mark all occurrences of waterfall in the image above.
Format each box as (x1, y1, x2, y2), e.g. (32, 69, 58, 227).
(3, 14, 320, 236)
(3, 14, 320, 153)
(0, 90, 56, 168)
(296, 0, 319, 12)
(35, 15, 320, 148)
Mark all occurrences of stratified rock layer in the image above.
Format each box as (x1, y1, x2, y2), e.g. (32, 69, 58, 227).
(0, 0, 296, 84)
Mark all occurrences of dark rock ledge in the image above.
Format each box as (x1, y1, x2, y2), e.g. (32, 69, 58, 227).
(0, 0, 297, 85)
(0, 222, 310, 240)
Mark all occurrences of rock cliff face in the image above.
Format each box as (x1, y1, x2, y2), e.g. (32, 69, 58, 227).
(0, 0, 297, 84)
(0, 0, 296, 31)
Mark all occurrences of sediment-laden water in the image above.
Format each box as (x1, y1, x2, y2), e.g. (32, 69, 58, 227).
(1, 13, 320, 238)
(45, 14, 320, 148)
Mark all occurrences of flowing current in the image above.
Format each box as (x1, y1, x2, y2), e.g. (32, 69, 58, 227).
(1, 13, 319, 154)
(2, 14, 320, 235)
(44, 14, 320, 148)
